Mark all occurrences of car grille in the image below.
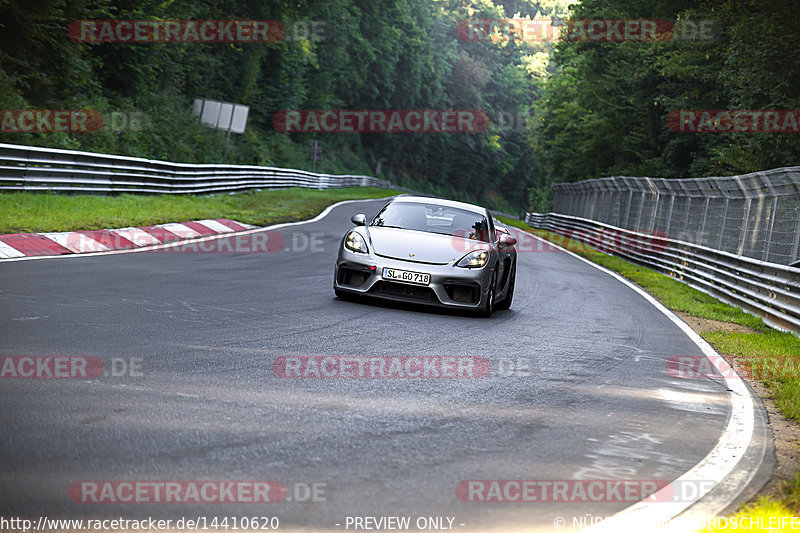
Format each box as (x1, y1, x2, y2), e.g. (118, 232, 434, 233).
(369, 281, 439, 303)
(338, 266, 369, 287)
(444, 282, 480, 304)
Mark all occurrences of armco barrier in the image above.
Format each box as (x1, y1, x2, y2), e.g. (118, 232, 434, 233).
(525, 212, 800, 333)
(551, 171, 800, 266)
(0, 143, 402, 194)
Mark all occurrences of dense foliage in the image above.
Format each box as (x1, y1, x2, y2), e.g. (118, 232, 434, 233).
(4, 0, 794, 213)
(0, 0, 571, 213)
(532, 0, 800, 187)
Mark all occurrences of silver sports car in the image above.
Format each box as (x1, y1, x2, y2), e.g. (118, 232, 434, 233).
(334, 196, 517, 317)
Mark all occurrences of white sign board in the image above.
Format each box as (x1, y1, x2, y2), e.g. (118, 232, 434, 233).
(218, 103, 234, 130)
(200, 100, 222, 128)
(194, 98, 248, 134)
(230, 105, 249, 134)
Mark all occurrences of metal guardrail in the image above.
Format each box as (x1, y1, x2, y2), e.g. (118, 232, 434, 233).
(0, 143, 399, 194)
(551, 170, 800, 266)
(525, 211, 800, 333)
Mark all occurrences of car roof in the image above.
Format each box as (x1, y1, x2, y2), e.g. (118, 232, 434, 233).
(391, 195, 486, 215)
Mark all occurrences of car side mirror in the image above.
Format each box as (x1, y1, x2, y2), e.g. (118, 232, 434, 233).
(499, 233, 517, 248)
(351, 213, 366, 226)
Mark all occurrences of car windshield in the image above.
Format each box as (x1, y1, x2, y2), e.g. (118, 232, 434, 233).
(371, 201, 491, 242)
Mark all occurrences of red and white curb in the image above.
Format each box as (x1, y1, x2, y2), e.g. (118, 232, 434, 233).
(0, 219, 256, 259)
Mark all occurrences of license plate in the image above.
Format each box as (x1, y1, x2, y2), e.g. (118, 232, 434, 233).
(382, 268, 431, 286)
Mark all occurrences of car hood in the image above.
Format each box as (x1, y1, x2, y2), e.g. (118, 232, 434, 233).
(367, 227, 486, 265)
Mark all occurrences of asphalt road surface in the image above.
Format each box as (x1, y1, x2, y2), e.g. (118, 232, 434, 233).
(0, 198, 739, 532)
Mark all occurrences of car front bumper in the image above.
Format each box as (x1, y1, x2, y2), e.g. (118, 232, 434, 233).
(334, 250, 493, 310)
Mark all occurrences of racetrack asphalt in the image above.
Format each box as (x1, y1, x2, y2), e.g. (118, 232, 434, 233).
(0, 198, 761, 531)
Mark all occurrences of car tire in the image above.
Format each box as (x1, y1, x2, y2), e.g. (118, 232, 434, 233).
(495, 260, 516, 311)
(476, 271, 496, 318)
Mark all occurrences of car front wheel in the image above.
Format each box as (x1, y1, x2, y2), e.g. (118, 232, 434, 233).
(495, 260, 516, 311)
(476, 271, 496, 318)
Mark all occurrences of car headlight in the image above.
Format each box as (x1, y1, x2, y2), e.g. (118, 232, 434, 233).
(457, 250, 489, 268)
(345, 231, 368, 253)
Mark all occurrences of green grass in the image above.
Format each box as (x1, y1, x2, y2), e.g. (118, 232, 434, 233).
(699, 497, 797, 532)
(0, 187, 400, 233)
(702, 330, 800, 420)
(499, 216, 800, 520)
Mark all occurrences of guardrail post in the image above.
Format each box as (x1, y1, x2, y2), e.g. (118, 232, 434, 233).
(792, 210, 800, 264)
(568, 187, 577, 214)
(792, 176, 800, 263)
(698, 197, 710, 246)
(581, 189, 590, 218)
(598, 187, 606, 222)
(731, 175, 751, 257)
(624, 185, 634, 229)
(650, 191, 660, 232)
(563, 188, 570, 214)
(663, 180, 676, 236)
(572, 189, 579, 215)
(568, 188, 576, 215)
(635, 190, 646, 230)
(762, 196, 778, 262)
(758, 173, 778, 262)
(738, 198, 751, 256)
(717, 197, 729, 250)
(673, 180, 691, 242)
(611, 178, 622, 226)
(681, 196, 692, 241)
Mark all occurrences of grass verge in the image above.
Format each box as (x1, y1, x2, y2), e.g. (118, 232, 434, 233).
(0, 188, 400, 233)
(698, 498, 797, 532)
(497, 216, 800, 526)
